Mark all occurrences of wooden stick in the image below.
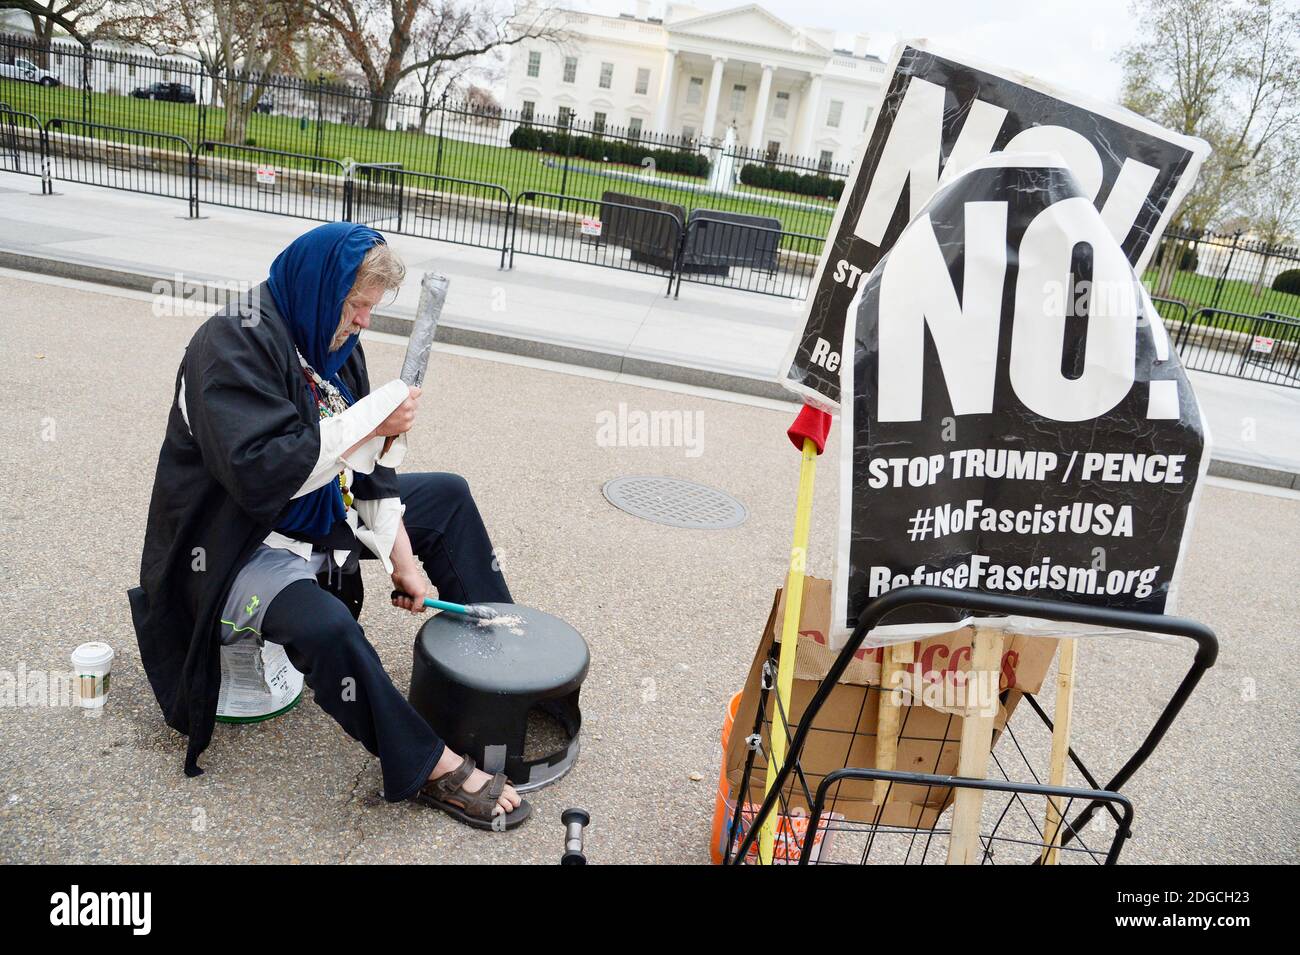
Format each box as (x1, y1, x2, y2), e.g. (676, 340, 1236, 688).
(946, 627, 1004, 865)
(1040, 638, 1078, 865)
(874, 640, 915, 804)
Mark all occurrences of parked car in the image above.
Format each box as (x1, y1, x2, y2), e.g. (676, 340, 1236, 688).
(252, 98, 274, 114)
(0, 57, 61, 86)
(131, 82, 196, 103)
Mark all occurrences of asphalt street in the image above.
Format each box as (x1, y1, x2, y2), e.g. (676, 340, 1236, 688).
(0, 272, 1296, 864)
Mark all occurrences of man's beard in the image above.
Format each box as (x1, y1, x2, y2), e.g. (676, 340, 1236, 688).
(329, 318, 361, 352)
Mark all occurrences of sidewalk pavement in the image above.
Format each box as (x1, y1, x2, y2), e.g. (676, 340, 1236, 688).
(2, 170, 1297, 486)
(0, 171, 801, 399)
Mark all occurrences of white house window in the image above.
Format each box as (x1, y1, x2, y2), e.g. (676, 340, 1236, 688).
(599, 62, 613, 89)
(521, 100, 535, 122)
(106, 61, 115, 74)
(766, 139, 781, 160)
(773, 90, 789, 119)
(682, 124, 696, 141)
(826, 99, 844, 129)
(128, 64, 137, 76)
(818, 149, 834, 171)
(635, 67, 650, 95)
(593, 111, 607, 133)
(863, 106, 874, 131)
(628, 116, 643, 138)
(729, 84, 746, 114)
(558, 105, 574, 125)
(563, 57, 577, 84)
(687, 76, 703, 105)
(526, 51, 541, 78)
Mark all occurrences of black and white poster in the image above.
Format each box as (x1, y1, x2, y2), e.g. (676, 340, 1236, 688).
(784, 40, 1209, 411)
(833, 153, 1210, 642)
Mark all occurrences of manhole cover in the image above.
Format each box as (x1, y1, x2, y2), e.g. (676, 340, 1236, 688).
(602, 476, 748, 529)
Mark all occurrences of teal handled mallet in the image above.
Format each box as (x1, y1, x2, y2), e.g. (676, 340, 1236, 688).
(391, 590, 499, 621)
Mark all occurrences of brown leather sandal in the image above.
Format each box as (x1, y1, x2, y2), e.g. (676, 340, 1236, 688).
(416, 755, 532, 831)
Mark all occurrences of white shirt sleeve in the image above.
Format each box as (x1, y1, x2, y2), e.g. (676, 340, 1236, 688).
(353, 497, 406, 574)
(291, 379, 411, 500)
(341, 432, 408, 474)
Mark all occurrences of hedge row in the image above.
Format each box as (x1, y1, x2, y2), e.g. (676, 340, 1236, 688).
(508, 124, 709, 177)
(738, 162, 845, 201)
(1273, 268, 1300, 295)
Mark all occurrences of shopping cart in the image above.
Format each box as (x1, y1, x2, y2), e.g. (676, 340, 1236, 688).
(724, 586, 1218, 865)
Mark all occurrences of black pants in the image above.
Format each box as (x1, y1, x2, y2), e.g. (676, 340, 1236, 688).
(261, 472, 512, 802)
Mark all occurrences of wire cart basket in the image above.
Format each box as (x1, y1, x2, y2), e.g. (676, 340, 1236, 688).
(723, 586, 1218, 865)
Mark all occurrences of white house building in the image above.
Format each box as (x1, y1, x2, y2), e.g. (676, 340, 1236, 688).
(504, 2, 888, 167)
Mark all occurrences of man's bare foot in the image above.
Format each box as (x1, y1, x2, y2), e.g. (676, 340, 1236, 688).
(428, 748, 522, 816)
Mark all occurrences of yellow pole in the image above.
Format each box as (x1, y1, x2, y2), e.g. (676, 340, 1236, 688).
(758, 436, 818, 865)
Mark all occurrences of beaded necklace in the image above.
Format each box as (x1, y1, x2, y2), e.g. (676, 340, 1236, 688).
(297, 350, 354, 508)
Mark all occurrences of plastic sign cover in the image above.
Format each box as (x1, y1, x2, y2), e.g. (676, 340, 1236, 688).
(832, 153, 1210, 643)
(783, 41, 1209, 410)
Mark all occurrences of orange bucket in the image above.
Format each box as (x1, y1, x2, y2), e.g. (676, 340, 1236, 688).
(709, 691, 744, 864)
(709, 689, 841, 864)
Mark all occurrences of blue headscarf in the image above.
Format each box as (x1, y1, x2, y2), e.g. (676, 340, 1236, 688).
(266, 222, 386, 538)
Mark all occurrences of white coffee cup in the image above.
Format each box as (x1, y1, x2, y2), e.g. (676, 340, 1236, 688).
(70, 642, 114, 709)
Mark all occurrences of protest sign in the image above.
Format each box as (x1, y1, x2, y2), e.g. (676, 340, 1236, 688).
(783, 40, 1209, 411)
(832, 153, 1210, 642)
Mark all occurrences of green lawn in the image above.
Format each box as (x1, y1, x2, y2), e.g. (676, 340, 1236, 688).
(1143, 268, 1300, 322)
(1, 77, 833, 244)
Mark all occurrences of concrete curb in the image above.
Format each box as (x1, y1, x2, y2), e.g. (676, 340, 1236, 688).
(0, 246, 796, 403)
(4, 246, 1298, 490)
(1205, 459, 1300, 490)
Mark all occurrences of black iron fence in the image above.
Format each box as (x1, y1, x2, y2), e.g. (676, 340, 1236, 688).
(0, 31, 846, 239)
(46, 118, 197, 214)
(510, 191, 684, 294)
(197, 142, 348, 220)
(1164, 306, 1300, 386)
(356, 167, 513, 267)
(0, 104, 42, 178)
(1145, 228, 1300, 323)
(7, 32, 1300, 365)
(1146, 230, 1300, 388)
(1, 100, 824, 300)
(674, 216, 824, 300)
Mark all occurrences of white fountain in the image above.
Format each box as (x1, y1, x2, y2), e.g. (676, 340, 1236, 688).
(705, 124, 740, 194)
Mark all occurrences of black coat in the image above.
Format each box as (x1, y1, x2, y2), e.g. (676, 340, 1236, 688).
(128, 282, 397, 777)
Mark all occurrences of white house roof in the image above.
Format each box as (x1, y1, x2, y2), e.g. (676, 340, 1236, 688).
(666, 3, 832, 56)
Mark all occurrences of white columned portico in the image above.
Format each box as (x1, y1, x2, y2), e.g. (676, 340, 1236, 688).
(701, 55, 726, 142)
(794, 71, 823, 156)
(747, 63, 775, 150)
(653, 48, 678, 135)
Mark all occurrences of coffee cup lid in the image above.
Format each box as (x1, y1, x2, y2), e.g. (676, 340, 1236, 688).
(71, 642, 114, 669)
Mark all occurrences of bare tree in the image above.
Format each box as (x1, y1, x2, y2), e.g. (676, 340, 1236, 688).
(102, 0, 310, 142)
(1240, 137, 1300, 290)
(306, 0, 563, 130)
(1120, 0, 1300, 234)
(408, 5, 476, 133)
